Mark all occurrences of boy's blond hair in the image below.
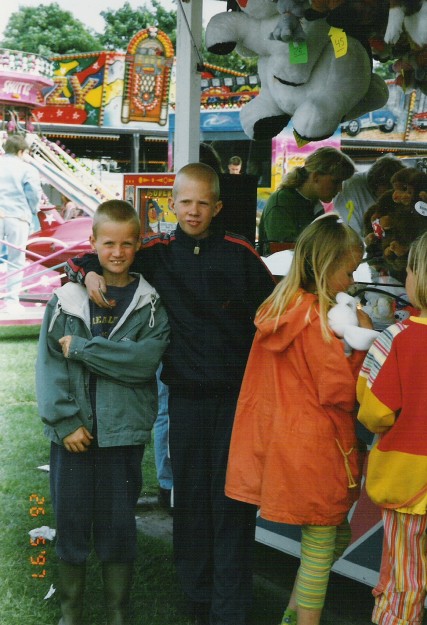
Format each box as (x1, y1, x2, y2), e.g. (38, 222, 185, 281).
(92, 200, 140, 238)
(173, 163, 220, 201)
(258, 213, 363, 341)
(408, 231, 427, 310)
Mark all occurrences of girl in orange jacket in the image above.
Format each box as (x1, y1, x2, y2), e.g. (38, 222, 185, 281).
(225, 213, 373, 625)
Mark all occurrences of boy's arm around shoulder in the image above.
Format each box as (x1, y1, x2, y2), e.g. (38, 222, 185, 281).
(65, 298, 170, 386)
(65, 247, 148, 284)
(36, 296, 86, 441)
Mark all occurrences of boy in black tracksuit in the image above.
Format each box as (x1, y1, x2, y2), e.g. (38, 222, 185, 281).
(66, 163, 275, 625)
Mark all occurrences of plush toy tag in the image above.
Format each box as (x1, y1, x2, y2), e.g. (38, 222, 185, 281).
(415, 201, 427, 217)
(329, 27, 348, 58)
(345, 200, 355, 222)
(289, 41, 308, 64)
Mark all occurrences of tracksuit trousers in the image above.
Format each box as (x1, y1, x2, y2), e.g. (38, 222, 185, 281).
(168, 387, 256, 625)
(50, 440, 144, 564)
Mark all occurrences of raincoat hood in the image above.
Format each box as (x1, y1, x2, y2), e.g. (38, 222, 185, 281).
(255, 290, 320, 352)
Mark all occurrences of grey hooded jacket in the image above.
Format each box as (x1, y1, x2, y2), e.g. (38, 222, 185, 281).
(36, 274, 170, 447)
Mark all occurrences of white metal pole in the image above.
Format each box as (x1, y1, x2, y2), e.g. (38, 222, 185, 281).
(174, 1, 203, 171)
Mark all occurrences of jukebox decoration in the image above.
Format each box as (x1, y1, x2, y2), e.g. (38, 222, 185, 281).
(121, 26, 174, 126)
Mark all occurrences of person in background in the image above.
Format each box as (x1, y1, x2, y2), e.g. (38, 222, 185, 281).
(60, 195, 83, 220)
(0, 134, 42, 313)
(228, 155, 243, 174)
(333, 155, 405, 237)
(154, 363, 173, 511)
(226, 214, 373, 625)
(65, 163, 276, 625)
(36, 200, 169, 625)
(258, 147, 355, 255)
(357, 231, 427, 625)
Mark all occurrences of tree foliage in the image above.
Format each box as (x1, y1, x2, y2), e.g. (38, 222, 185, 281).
(0, 1, 258, 75)
(100, 1, 177, 51)
(0, 3, 102, 56)
(202, 43, 258, 76)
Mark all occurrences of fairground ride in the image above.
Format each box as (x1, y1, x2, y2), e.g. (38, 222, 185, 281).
(0, 48, 118, 326)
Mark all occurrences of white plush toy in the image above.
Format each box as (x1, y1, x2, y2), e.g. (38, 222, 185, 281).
(270, 0, 309, 42)
(205, 0, 389, 142)
(384, 0, 427, 46)
(328, 292, 380, 352)
(362, 291, 396, 329)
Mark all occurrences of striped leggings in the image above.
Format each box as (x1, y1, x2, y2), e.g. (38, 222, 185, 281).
(372, 510, 427, 625)
(296, 521, 351, 610)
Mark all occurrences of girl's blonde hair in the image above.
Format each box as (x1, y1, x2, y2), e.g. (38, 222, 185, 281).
(407, 231, 427, 310)
(279, 147, 355, 190)
(258, 213, 363, 340)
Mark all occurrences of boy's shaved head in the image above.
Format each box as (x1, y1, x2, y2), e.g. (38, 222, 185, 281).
(173, 163, 220, 202)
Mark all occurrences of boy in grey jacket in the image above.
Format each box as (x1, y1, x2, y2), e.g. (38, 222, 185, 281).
(36, 200, 169, 625)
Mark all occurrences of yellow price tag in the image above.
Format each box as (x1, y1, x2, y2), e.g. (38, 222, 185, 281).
(329, 27, 348, 58)
(345, 200, 354, 222)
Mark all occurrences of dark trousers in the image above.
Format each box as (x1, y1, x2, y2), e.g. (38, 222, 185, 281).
(169, 388, 256, 625)
(50, 441, 144, 564)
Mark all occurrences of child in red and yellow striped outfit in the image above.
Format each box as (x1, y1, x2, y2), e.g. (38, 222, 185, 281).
(358, 230, 427, 625)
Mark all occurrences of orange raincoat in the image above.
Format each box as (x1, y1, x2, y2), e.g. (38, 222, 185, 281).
(225, 291, 366, 526)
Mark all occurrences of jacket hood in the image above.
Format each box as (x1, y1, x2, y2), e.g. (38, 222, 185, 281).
(54, 274, 160, 324)
(255, 290, 320, 352)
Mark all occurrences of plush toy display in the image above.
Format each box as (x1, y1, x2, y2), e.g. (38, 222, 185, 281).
(205, 0, 389, 143)
(361, 291, 395, 327)
(359, 287, 420, 327)
(392, 46, 427, 94)
(363, 190, 401, 266)
(327, 292, 380, 352)
(363, 168, 427, 282)
(384, 0, 427, 46)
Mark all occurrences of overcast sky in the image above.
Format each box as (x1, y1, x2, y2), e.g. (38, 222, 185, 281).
(0, 0, 224, 38)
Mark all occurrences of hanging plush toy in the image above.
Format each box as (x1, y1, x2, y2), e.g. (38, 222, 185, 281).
(364, 168, 427, 282)
(392, 45, 427, 94)
(269, 0, 309, 42)
(363, 190, 401, 270)
(384, 0, 427, 46)
(205, 0, 389, 143)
